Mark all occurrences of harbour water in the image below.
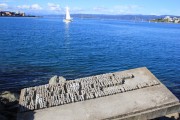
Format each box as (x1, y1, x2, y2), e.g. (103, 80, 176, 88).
(0, 16, 179, 98)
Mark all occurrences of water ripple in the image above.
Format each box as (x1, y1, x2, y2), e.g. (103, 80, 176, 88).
(0, 17, 179, 98)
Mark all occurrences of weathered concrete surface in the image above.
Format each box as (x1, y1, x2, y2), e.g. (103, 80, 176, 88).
(17, 67, 180, 120)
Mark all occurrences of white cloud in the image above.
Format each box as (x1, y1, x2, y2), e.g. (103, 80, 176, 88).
(31, 4, 42, 10)
(114, 5, 140, 14)
(72, 7, 83, 11)
(1, 0, 14, 2)
(93, 7, 106, 11)
(0, 3, 8, 10)
(71, 7, 84, 13)
(17, 4, 42, 10)
(47, 3, 61, 11)
(17, 5, 30, 9)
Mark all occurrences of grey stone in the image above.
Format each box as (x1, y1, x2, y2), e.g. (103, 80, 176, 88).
(49, 75, 58, 84)
(164, 113, 180, 120)
(58, 76, 66, 83)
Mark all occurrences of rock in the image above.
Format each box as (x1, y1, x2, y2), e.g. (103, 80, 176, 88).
(49, 75, 66, 84)
(58, 76, 66, 83)
(0, 102, 5, 111)
(165, 113, 180, 120)
(49, 75, 58, 84)
(0, 91, 19, 104)
(0, 91, 19, 120)
(7, 104, 19, 109)
(156, 113, 180, 120)
(0, 110, 17, 120)
(0, 114, 8, 120)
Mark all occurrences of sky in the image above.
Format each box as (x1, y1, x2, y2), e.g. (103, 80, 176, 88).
(0, 0, 180, 16)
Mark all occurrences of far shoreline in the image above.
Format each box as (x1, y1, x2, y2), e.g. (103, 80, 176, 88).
(0, 16, 42, 18)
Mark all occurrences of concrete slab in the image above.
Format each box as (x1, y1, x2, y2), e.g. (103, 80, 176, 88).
(17, 67, 180, 120)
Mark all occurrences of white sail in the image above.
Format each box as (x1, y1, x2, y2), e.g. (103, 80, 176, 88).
(63, 7, 72, 23)
(65, 7, 71, 20)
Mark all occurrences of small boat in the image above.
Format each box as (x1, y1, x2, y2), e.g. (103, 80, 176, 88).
(63, 7, 72, 23)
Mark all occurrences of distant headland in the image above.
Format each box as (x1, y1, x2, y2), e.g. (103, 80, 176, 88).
(150, 16, 180, 23)
(0, 11, 37, 17)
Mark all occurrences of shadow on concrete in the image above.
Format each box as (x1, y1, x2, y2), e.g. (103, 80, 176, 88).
(16, 104, 35, 120)
(0, 101, 35, 120)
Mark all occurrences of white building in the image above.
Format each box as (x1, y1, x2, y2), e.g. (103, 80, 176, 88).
(164, 16, 173, 22)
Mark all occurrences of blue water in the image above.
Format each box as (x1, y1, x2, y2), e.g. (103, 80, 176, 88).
(0, 17, 179, 98)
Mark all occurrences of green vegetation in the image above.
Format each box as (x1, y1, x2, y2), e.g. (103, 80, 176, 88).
(150, 18, 167, 22)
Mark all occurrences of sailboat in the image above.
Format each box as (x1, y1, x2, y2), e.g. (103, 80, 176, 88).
(63, 7, 72, 23)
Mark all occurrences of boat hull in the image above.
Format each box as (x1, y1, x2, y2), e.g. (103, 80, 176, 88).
(63, 19, 72, 23)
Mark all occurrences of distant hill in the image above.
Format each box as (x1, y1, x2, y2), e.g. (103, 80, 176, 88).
(71, 14, 180, 21)
(44, 14, 180, 21)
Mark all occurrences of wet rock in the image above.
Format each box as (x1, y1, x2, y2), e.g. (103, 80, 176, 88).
(0, 114, 8, 120)
(49, 75, 58, 84)
(0, 91, 19, 105)
(155, 113, 180, 120)
(0, 110, 17, 120)
(0, 102, 5, 111)
(0, 91, 20, 120)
